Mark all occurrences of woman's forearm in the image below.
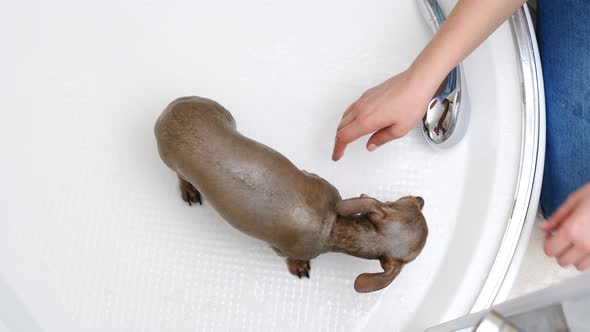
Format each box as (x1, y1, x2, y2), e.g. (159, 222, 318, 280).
(409, 0, 527, 89)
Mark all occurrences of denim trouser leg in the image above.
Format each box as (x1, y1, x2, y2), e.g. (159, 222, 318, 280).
(537, 0, 590, 218)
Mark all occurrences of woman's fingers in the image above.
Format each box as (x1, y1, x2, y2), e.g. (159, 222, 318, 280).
(332, 139, 348, 161)
(541, 193, 579, 232)
(544, 229, 574, 258)
(335, 115, 382, 149)
(337, 112, 357, 132)
(333, 123, 402, 159)
(333, 100, 364, 161)
(366, 125, 405, 151)
(342, 101, 358, 119)
(331, 70, 434, 160)
(332, 122, 373, 161)
(544, 188, 590, 271)
(333, 116, 396, 160)
(557, 246, 586, 267)
(575, 256, 590, 271)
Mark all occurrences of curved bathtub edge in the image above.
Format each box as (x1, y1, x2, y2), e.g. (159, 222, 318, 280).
(471, 4, 546, 312)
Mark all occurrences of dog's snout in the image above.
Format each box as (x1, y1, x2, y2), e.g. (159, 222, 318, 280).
(415, 196, 424, 210)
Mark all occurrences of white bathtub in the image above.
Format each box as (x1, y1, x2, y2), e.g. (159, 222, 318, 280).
(0, 0, 543, 330)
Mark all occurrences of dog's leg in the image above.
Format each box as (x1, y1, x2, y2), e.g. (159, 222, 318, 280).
(286, 257, 311, 279)
(178, 175, 202, 206)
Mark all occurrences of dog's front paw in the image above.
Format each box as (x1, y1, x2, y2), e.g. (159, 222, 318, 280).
(179, 178, 202, 206)
(287, 257, 311, 279)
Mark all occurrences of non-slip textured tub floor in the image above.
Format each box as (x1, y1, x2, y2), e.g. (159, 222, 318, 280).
(0, 0, 527, 331)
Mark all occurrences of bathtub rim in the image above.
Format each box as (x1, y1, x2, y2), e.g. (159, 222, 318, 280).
(471, 4, 546, 312)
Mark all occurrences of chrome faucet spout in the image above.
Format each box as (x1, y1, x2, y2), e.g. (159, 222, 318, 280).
(417, 0, 469, 147)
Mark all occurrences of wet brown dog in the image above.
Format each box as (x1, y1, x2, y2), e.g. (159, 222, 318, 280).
(154, 96, 428, 292)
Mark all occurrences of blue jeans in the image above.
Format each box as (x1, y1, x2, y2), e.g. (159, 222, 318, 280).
(537, 0, 590, 218)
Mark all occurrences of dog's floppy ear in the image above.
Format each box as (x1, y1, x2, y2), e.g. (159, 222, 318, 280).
(354, 258, 404, 293)
(336, 196, 386, 220)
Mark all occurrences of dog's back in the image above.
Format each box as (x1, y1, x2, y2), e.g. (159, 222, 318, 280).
(154, 96, 341, 259)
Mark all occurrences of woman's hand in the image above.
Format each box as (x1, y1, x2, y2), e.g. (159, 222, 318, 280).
(331, 0, 527, 161)
(332, 69, 436, 161)
(542, 182, 590, 271)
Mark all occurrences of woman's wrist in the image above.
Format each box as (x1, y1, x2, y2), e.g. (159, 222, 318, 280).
(406, 59, 446, 100)
(406, 0, 527, 100)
